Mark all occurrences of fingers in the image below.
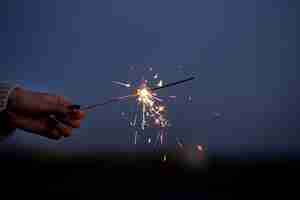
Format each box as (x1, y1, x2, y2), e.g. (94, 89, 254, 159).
(31, 94, 86, 128)
(57, 118, 82, 128)
(41, 93, 72, 116)
(70, 110, 86, 120)
(11, 88, 73, 117)
(55, 109, 85, 128)
(49, 115, 73, 137)
(7, 88, 86, 140)
(8, 112, 74, 140)
(53, 119, 72, 137)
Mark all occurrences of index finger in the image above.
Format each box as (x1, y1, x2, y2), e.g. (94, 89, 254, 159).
(69, 110, 86, 119)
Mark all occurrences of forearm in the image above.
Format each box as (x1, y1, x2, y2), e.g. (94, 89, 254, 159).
(0, 83, 19, 139)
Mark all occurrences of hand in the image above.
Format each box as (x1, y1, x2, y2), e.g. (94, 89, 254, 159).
(5, 87, 85, 140)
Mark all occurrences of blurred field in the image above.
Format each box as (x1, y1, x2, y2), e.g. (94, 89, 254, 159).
(0, 146, 299, 199)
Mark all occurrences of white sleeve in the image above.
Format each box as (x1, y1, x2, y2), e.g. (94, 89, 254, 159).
(0, 83, 19, 140)
(0, 83, 19, 112)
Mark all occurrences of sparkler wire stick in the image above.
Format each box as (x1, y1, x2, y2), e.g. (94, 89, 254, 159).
(151, 77, 195, 91)
(73, 76, 195, 112)
(79, 95, 135, 111)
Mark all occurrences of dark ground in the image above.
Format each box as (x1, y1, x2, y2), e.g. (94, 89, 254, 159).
(0, 147, 299, 200)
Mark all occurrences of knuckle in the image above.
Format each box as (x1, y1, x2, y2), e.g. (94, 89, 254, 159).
(63, 127, 72, 137)
(71, 120, 81, 128)
(63, 117, 81, 128)
(80, 112, 86, 119)
(42, 93, 56, 103)
(52, 95, 68, 113)
(54, 95, 66, 106)
(73, 123, 80, 128)
(57, 95, 71, 107)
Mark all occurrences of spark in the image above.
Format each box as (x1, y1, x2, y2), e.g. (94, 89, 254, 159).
(160, 133, 164, 145)
(133, 114, 137, 127)
(176, 138, 184, 149)
(158, 106, 165, 112)
(153, 96, 163, 102)
(155, 118, 160, 125)
(82, 74, 195, 152)
(112, 81, 131, 88)
(212, 112, 222, 119)
(77, 69, 198, 161)
(142, 103, 146, 130)
(157, 80, 163, 87)
(134, 131, 138, 145)
(162, 154, 167, 162)
(197, 145, 203, 151)
(81, 77, 195, 111)
(134, 82, 169, 131)
(107, 72, 203, 163)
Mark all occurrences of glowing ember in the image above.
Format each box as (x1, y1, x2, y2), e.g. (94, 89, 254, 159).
(112, 81, 131, 88)
(78, 67, 198, 160)
(157, 80, 163, 87)
(197, 145, 203, 151)
(135, 82, 169, 131)
(158, 106, 165, 112)
(137, 87, 153, 103)
(104, 68, 196, 151)
(162, 154, 167, 162)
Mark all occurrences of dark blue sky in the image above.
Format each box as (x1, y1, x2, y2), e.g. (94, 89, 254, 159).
(1, 0, 299, 156)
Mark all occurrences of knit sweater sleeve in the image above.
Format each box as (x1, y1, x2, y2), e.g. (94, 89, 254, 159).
(0, 83, 19, 140)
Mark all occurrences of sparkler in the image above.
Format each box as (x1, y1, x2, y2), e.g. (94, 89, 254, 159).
(151, 77, 195, 91)
(75, 77, 195, 112)
(134, 80, 169, 131)
(68, 72, 197, 161)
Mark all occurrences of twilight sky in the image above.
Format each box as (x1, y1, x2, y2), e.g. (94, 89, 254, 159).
(0, 0, 299, 157)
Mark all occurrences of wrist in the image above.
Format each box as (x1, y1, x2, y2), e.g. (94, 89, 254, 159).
(5, 86, 23, 129)
(0, 85, 21, 130)
(7, 86, 23, 112)
(0, 83, 20, 113)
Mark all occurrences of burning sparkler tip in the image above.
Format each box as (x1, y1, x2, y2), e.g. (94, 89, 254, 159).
(162, 154, 167, 162)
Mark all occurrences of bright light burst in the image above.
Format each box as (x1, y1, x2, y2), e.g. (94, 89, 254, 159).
(111, 70, 174, 148)
(79, 66, 202, 162)
(106, 67, 198, 161)
(135, 82, 169, 131)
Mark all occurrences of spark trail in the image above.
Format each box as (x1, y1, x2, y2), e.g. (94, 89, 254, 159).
(112, 81, 131, 88)
(72, 72, 196, 161)
(79, 77, 195, 112)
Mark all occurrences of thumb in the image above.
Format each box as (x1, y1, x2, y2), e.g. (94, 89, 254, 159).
(42, 94, 72, 117)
